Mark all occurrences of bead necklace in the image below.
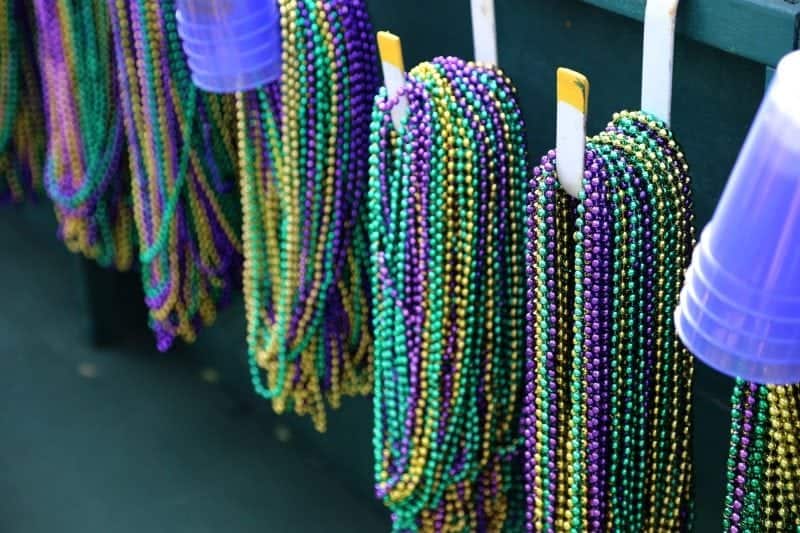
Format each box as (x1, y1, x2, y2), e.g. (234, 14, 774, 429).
(524, 110, 695, 532)
(0, 0, 44, 204)
(32, 0, 133, 269)
(237, 0, 378, 432)
(109, 0, 242, 350)
(723, 380, 800, 532)
(369, 56, 527, 532)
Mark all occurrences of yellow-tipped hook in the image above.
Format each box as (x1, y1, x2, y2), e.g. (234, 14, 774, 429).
(555, 67, 589, 199)
(377, 31, 409, 130)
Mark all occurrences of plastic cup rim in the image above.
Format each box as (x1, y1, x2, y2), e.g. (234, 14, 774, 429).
(191, 73, 276, 93)
(190, 62, 281, 87)
(177, 18, 280, 45)
(187, 54, 281, 77)
(690, 244, 800, 319)
(185, 45, 282, 71)
(677, 287, 800, 362)
(176, 2, 278, 27)
(683, 272, 800, 346)
(686, 258, 800, 325)
(681, 286, 800, 351)
(181, 31, 281, 67)
(675, 308, 800, 385)
(697, 227, 800, 301)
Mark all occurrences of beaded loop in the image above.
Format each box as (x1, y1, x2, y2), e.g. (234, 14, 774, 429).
(32, 0, 134, 269)
(237, 0, 379, 433)
(109, 0, 242, 350)
(0, 0, 44, 204)
(523, 110, 695, 532)
(369, 57, 529, 531)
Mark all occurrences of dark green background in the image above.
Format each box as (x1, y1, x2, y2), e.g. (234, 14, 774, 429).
(2, 1, 798, 531)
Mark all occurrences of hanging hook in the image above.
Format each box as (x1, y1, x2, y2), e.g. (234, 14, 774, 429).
(470, 0, 498, 65)
(377, 31, 409, 130)
(556, 67, 590, 199)
(641, 0, 680, 125)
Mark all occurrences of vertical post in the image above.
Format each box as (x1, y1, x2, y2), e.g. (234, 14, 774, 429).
(641, 0, 680, 125)
(377, 31, 409, 130)
(556, 67, 590, 199)
(470, 0, 498, 64)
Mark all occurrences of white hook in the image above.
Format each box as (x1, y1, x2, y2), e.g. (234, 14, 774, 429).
(470, 0, 498, 65)
(641, 0, 679, 125)
(377, 31, 409, 131)
(556, 67, 590, 199)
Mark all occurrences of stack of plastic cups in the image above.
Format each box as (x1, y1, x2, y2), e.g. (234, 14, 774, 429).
(675, 50, 800, 385)
(176, 0, 281, 93)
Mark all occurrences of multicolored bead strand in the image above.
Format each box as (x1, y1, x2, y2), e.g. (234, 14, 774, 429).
(236, 0, 378, 432)
(32, 0, 133, 269)
(109, 0, 242, 350)
(369, 56, 528, 532)
(523, 110, 695, 532)
(0, 0, 44, 204)
(723, 380, 800, 532)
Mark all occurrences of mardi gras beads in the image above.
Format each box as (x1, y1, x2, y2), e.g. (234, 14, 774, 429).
(237, 0, 378, 432)
(109, 0, 242, 350)
(32, 0, 134, 269)
(524, 110, 695, 532)
(369, 56, 527, 532)
(0, 0, 44, 204)
(723, 381, 800, 532)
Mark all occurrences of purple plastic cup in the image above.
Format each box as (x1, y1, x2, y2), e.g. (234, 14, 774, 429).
(176, 0, 281, 93)
(176, 5, 276, 40)
(177, 20, 278, 55)
(181, 29, 280, 73)
(190, 57, 281, 93)
(176, 0, 277, 25)
(676, 50, 800, 384)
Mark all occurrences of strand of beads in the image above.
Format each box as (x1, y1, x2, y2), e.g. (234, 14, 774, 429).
(723, 381, 800, 532)
(236, 0, 378, 433)
(524, 110, 695, 532)
(0, 0, 45, 204)
(109, 0, 242, 350)
(369, 56, 527, 532)
(31, 0, 133, 269)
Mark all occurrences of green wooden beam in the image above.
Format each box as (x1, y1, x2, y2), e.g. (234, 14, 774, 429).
(579, 0, 800, 66)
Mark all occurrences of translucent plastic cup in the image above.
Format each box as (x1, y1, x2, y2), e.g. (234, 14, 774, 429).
(187, 51, 281, 79)
(675, 307, 800, 385)
(176, 0, 281, 93)
(178, 24, 279, 58)
(190, 58, 281, 93)
(675, 50, 800, 384)
(176, 5, 277, 40)
(176, 0, 277, 25)
(681, 265, 800, 352)
(690, 246, 800, 338)
(182, 33, 280, 73)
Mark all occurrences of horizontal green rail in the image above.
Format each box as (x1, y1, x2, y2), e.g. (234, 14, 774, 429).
(580, 0, 800, 66)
